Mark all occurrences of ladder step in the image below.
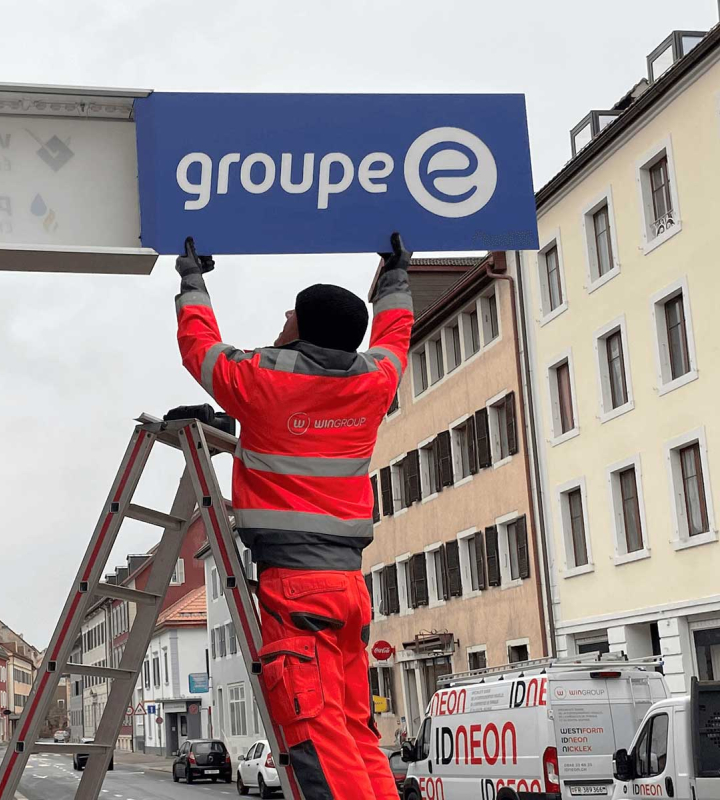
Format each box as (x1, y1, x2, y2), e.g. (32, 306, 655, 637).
(31, 742, 113, 755)
(61, 663, 134, 682)
(95, 582, 161, 606)
(125, 503, 185, 531)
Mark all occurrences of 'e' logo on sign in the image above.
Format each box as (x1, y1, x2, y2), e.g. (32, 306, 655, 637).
(288, 412, 310, 435)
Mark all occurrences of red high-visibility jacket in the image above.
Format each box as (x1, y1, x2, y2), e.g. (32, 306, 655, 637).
(176, 267, 413, 570)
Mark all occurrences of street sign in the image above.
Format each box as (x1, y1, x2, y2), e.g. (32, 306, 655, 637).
(371, 641, 395, 661)
(125, 705, 134, 717)
(134, 92, 538, 255)
(155, 716, 163, 725)
(134, 702, 146, 716)
(146, 704, 156, 715)
(189, 673, 209, 693)
(188, 703, 199, 715)
(0, 83, 157, 274)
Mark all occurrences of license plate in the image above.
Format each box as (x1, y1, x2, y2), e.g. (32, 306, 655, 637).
(569, 786, 608, 796)
(206, 769, 220, 774)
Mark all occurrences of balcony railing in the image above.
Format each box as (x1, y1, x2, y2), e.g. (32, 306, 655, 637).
(652, 209, 676, 238)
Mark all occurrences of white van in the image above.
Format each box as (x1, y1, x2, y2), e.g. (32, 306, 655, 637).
(401, 657, 668, 800)
(611, 678, 719, 800)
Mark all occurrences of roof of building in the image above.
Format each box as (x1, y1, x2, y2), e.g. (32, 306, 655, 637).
(156, 585, 207, 630)
(536, 24, 720, 210)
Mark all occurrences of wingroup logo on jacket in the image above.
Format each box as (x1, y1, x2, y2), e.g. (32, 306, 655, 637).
(287, 412, 311, 435)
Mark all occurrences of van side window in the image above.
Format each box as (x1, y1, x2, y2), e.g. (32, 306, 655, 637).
(416, 718, 432, 761)
(634, 714, 669, 778)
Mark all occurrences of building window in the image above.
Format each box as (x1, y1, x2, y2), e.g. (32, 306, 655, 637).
(163, 650, 169, 684)
(211, 568, 219, 601)
(397, 557, 413, 613)
(372, 567, 386, 618)
(545, 246, 562, 311)
(481, 288, 499, 345)
(694, 627, 720, 681)
(498, 516, 530, 583)
(387, 391, 400, 416)
(651, 278, 697, 394)
(637, 140, 681, 252)
(381, 564, 400, 615)
(143, 660, 150, 689)
(170, 558, 185, 586)
(228, 623, 238, 655)
(390, 458, 409, 512)
(419, 438, 439, 499)
(548, 353, 577, 443)
(217, 625, 227, 658)
(595, 317, 633, 422)
(210, 628, 216, 660)
(369, 667, 396, 714)
(666, 430, 715, 548)
(445, 320, 462, 372)
(608, 458, 648, 563)
(462, 304, 481, 358)
(593, 205, 613, 277)
(409, 553, 429, 608)
(575, 633, 610, 656)
(412, 348, 429, 396)
(428, 335, 444, 384)
(508, 642, 529, 663)
(680, 443, 709, 537)
(619, 467, 644, 553)
(152, 654, 160, 687)
(450, 416, 477, 482)
(559, 481, 591, 572)
(538, 235, 567, 322)
(468, 649, 487, 671)
(228, 684, 248, 737)
(427, 547, 447, 604)
(462, 532, 485, 592)
(488, 392, 518, 464)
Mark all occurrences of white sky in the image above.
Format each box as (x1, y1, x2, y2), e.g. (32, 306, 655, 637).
(1, 0, 717, 647)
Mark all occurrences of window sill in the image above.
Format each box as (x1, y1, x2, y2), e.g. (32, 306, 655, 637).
(614, 548, 651, 566)
(658, 369, 698, 397)
(429, 599, 446, 609)
(393, 507, 409, 518)
(399, 607, 414, 617)
(421, 492, 438, 505)
(501, 578, 524, 591)
(462, 589, 483, 600)
(642, 221, 682, 256)
(453, 475, 474, 489)
(563, 563, 595, 579)
(385, 410, 401, 422)
(550, 428, 580, 447)
(482, 334, 502, 354)
(539, 302, 568, 327)
(599, 400, 635, 424)
(587, 264, 620, 294)
(672, 530, 718, 551)
(493, 456, 513, 470)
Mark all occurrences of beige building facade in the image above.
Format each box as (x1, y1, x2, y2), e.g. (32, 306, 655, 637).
(520, 25, 720, 694)
(364, 253, 548, 745)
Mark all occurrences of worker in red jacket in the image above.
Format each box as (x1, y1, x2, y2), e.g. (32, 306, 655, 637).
(175, 234, 413, 800)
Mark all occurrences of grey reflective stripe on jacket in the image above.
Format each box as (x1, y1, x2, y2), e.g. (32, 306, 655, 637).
(200, 344, 255, 395)
(235, 508, 373, 540)
(370, 266, 413, 310)
(237, 445, 371, 478)
(365, 347, 403, 381)
(176, 290, 212, 312)
(373, 291, 414, 314)
(258, 348, 378, 377)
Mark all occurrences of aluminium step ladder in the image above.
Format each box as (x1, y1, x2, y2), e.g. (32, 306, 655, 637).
(0, 413, 305, 800)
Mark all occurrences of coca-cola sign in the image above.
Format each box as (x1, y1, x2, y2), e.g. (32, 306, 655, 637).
(371, 640, 395, 660)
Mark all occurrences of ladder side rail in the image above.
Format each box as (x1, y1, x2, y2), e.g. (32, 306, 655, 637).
(75, 468, 198, 800)
(0, 427, 156, 800)
(179, 422, 305, 800)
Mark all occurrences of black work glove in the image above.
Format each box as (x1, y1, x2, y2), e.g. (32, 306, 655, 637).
(378, 232, 412, 272)
(175, 237, 216, 278)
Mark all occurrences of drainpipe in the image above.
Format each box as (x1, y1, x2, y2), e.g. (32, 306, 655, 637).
(486, 253, 556, 658)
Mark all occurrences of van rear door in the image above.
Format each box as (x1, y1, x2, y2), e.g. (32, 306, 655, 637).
(549, 671, 659, 797)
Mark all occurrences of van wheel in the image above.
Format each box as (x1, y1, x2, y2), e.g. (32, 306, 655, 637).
(405, 789, 421, 800)
(497, 790, 518, 800)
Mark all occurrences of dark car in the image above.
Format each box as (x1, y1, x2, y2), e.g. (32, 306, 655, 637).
(173, 739, 232, 784)
(381, 747, 408, 795)
(72, 738, 114, 771)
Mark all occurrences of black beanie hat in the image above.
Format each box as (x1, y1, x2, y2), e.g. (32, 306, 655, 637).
(295, 284, 369, 353)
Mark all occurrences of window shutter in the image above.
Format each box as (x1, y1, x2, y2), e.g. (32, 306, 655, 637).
(476, 531, 487, 590)
(437, 430, 454, 487)
(432, 437, 443, 493)
(505, 391, 518, 455)
(475, 408, 492, 468)
(445, 540, 462, 597)
(485, 526, 501, 587)
(439, 545, 450, 601)
(411, 553, 428, 607)
(385, 564, 400, 614)
(385, 667, 397, 713)
(210, 628, 216, 660)
(178, 558, 185, 585)
(516, 516, 530, 579)
(467, 414, 478, 475)
(364, 573, 374, 617)
(406, 450, 421, 504)
(379, 570, 388, 616)
(371, 475, 380, 523)
(380, 467, 393, 516)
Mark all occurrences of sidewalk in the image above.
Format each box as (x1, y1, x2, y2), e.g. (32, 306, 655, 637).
(113, 749, 174, 774)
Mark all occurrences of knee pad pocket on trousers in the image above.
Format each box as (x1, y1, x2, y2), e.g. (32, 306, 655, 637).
(259, 636, 324, 725)
(288, 740, 333, 800)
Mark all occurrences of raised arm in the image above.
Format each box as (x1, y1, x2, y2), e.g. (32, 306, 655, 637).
(175, 238, 255, 420)
(367, 232, 414, 400)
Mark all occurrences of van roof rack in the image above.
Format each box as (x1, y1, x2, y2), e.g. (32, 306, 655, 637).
(437, 653, 664, 688)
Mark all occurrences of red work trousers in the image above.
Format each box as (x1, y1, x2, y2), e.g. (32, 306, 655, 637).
(258, 568, 397, 800)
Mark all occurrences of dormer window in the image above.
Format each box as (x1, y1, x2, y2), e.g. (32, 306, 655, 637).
(647, 31, 706, 83)
(570, 111, 621, 157)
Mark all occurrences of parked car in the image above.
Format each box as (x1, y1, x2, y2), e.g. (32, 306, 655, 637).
(612, 678, 719, 800)
(72, 738, 114, 771)
(53, 730, 68, 743)
(173, 739, 232, 784)
(381, 746, 408, 795)
(237, 739, 281, 798)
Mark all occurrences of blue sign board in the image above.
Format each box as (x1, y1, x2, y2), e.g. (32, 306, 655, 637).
(134, 93, 538, 255)
(146, 704, 156, 715)
(189, 673, 209, 693)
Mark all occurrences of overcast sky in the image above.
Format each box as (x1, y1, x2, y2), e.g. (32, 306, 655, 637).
(2, 0, 717, 648)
